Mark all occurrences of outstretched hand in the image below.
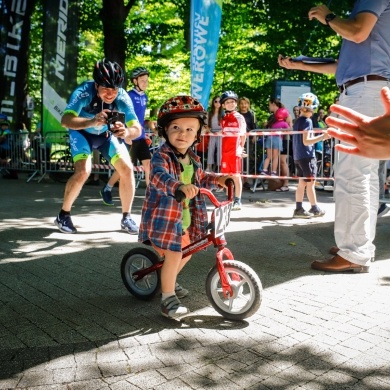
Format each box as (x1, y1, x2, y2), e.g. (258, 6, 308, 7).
(326, 87, 390, 159)
(278, 54, 298, 70)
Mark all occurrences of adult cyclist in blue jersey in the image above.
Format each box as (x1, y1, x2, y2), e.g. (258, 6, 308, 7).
(128, 67, 152, 183)
(55, 59, 142, 234)
(101, 67, 152, 205)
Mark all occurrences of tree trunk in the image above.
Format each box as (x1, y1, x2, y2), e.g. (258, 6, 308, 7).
(100, 0, 136, 87)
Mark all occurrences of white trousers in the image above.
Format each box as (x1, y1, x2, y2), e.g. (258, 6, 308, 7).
(336, 80, 389, 265)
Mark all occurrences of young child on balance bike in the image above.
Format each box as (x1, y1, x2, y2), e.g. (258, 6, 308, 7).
(138, 95, 232, 319)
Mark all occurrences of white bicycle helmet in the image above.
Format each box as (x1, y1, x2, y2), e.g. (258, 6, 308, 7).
(298, 92, 319, 111)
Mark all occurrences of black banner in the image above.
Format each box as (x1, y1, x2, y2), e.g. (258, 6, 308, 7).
(0, 0, 32, 124)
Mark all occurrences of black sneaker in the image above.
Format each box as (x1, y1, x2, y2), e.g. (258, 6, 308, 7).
(293, 208, 313, 219)
(308, 207, 326, 217)
(100, 187, 114, 206)
(54, 214, 77, 234)
(378, 203, 390, 217)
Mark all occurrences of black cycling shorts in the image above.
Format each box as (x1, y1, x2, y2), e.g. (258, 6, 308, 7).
(294, 158, 317, 182)
(130, 138, 152, 165)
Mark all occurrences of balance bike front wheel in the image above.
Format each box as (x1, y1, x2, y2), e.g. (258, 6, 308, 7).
(206, 260, 262, 320)
(120, 248, 161, 300)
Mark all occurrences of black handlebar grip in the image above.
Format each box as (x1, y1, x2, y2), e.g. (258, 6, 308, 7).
(174, 189, 186, 202)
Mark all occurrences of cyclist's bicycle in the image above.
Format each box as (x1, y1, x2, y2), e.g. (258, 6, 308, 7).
(120, 180, 263, 320)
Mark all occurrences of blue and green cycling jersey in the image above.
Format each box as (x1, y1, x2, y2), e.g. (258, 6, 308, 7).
(63, 81, 138, 135)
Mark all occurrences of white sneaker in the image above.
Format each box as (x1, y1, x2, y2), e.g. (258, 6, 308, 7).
(161, 295, 189, 319)
(232, 201, 242, 210)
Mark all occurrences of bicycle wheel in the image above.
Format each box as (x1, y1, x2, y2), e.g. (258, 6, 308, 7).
(120, 248, 162, 300)
(206, 260, 262, 320)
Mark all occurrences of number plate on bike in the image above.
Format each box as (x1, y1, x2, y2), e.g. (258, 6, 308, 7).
(214, 203, 232, 237)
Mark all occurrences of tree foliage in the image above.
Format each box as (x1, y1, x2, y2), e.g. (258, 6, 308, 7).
(25, 0, 354, 126)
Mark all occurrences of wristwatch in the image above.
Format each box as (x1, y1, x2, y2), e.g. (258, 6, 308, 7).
(325, 13, 337, 26)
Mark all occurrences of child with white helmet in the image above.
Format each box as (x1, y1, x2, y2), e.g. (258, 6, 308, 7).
(292, 92, 331, 218)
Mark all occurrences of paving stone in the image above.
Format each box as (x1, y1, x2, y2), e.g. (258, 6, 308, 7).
(1, 180, 390, 389)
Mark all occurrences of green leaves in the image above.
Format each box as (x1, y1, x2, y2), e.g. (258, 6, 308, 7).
(27, 0, 353, 123)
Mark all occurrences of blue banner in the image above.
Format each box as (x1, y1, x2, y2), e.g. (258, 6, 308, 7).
(190, 0, 222, 109)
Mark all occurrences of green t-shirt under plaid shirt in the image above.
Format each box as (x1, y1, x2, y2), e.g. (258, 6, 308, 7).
(180, 162, 194, 231)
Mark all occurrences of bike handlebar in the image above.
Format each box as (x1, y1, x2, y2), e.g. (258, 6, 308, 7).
(174, 178, 235, 208)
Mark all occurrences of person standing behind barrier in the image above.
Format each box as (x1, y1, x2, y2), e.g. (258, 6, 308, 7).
(55, 59, 141, 235)
(195, 125, 210, 169)
(266, 98, 293, 128)
(100, 67, 152, 205)
(292, 93, 330, 219)
(312, 106, 328, 157)
(261, 107, 288, 177)
(206, 95, 222, 172)
(292, 105, 300, 124)
(279, 1, 390, 273)
(16, 122, 30, 162)
(0, 121, 11, 162)
(238, 97, 257, 190)
(220, 91, 246, 210)
(265, 98, 293, 189)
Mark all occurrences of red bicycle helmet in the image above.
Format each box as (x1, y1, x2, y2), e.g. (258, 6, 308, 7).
(275, 107, 289, 121)
(157, 95, 207, 141)
(93, 59, 124, 89)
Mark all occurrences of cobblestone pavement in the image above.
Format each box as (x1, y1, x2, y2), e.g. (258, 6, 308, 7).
(1, 176, 390, 390)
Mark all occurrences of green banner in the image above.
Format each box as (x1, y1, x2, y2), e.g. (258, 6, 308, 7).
(42, 0, 79, 135)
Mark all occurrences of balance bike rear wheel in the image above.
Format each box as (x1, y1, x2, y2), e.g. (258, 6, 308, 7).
(121, 248, 161, 300)
(206, 260, 262, 320)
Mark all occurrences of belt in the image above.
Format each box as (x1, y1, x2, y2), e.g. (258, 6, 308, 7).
(338, 75, 389, 93)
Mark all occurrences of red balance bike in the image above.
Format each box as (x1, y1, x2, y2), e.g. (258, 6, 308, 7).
(120, 180, 262, 320)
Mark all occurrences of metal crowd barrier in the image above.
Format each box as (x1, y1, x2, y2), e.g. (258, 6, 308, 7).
(197, 128, 335, 192)
(0, 132, 40, 181)
(1, 129, 334, 192)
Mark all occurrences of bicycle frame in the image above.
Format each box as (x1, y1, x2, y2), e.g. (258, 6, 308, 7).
(132, 180, 236, 297)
